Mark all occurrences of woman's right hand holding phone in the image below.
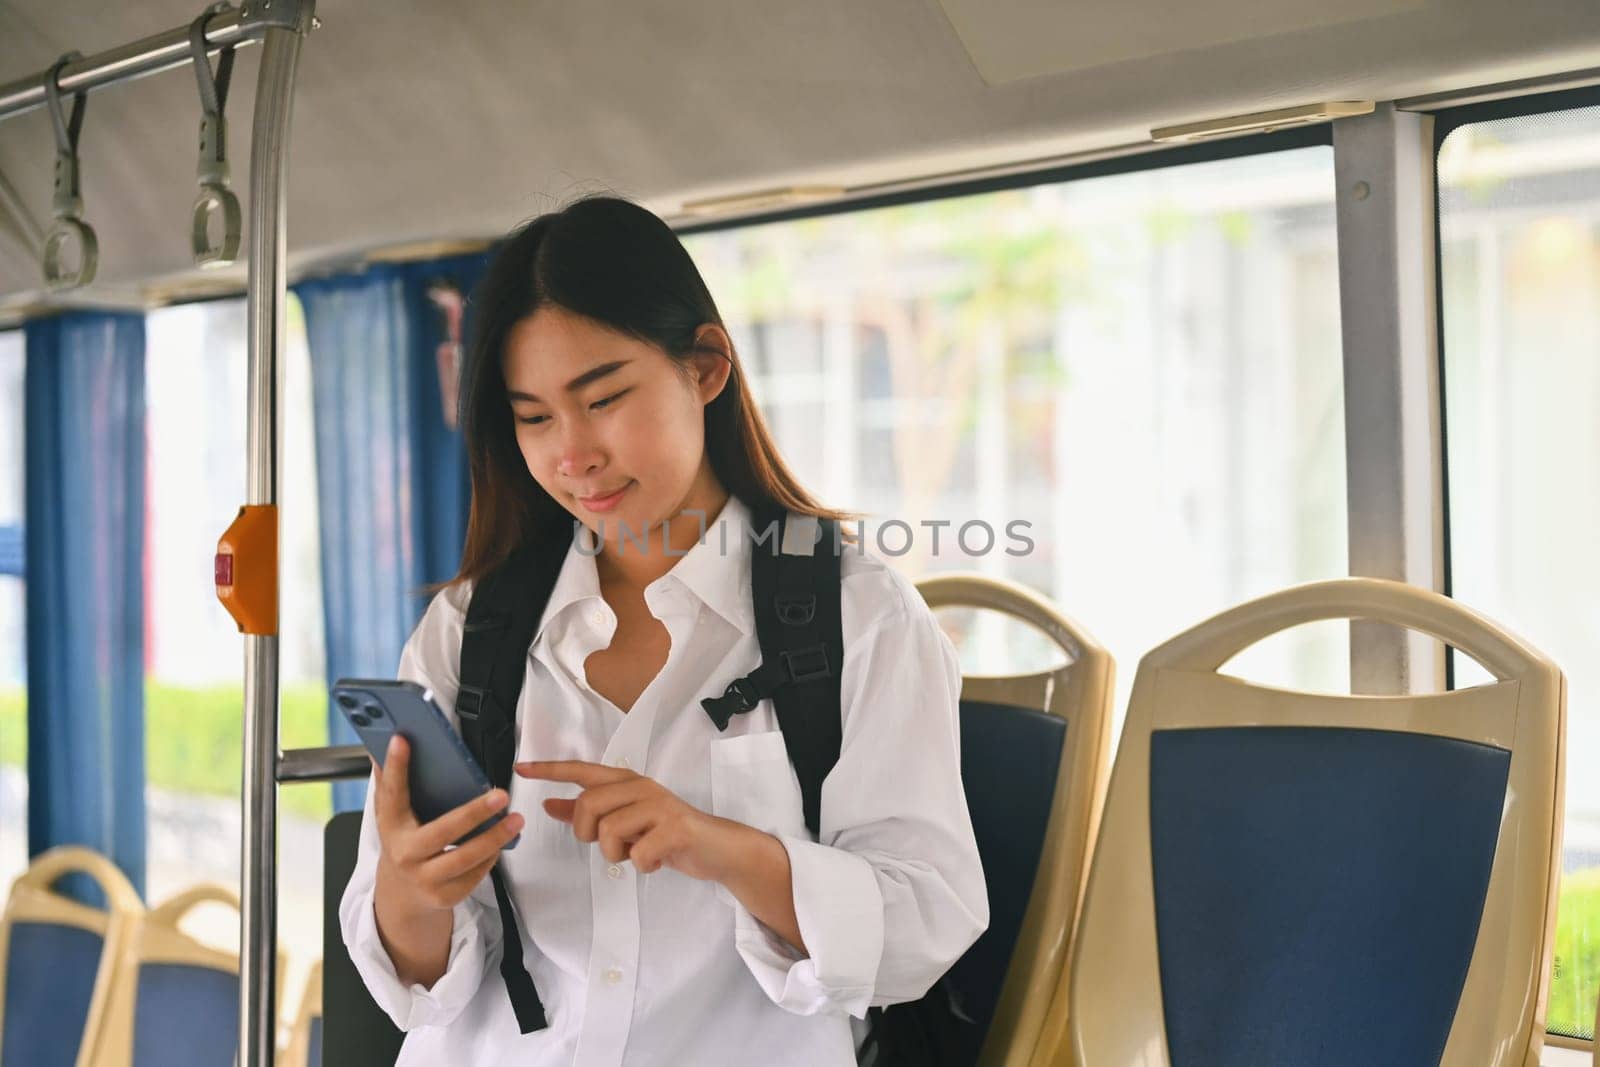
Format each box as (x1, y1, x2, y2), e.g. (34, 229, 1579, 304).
(371, 734, 525, 988)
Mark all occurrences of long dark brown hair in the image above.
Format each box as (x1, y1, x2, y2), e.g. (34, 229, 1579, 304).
(448, 194, 859, 589)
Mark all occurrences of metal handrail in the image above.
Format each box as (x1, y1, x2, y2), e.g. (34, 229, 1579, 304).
(238, 6, 312, 1063)
(278, 745, 373, 783)
(0, 2, 310, 122)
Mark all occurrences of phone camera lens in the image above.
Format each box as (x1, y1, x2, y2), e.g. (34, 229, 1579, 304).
(350, 713, 371, 728)
(336, 693, 358, 711)
(364, 704, 384, 719)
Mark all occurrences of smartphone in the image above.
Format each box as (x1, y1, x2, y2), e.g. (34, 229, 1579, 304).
(333, 678, 519, 849)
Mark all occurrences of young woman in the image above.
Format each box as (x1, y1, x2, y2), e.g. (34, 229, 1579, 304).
(339, 195, 988, 1065)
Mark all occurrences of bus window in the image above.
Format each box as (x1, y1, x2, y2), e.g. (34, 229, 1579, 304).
(1440, 100, 1600, 1042)
(684, 143, 1348, 714)
(144, 296, 328, 1030)
(0, 329, 24, 896)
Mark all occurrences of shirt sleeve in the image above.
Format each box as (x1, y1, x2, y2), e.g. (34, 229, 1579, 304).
(729, 576, 991, 1018)
(337, 583, 505, 1031)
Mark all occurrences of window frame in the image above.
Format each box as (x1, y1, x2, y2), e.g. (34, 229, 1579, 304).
(675, 125, 1333, 237)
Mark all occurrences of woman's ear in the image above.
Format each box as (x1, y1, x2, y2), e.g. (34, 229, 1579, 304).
(688, 326, 734, 404)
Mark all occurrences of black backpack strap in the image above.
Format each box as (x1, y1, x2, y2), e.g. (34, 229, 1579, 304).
(715, 508, 972, 1066)
(701, 506, 843, 839)
(459, 530, 568, 1034)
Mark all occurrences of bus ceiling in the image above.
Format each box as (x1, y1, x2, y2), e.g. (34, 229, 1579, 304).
(1, 0, 1600, 310)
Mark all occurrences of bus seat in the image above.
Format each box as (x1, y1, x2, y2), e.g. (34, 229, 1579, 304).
(284, 958, 324, 1067)
(322, 811, 405, 1067)
(1068, 577, 1565, 1067)
(95, 884, 283, 1067)
(0, 846, 142, 1067)
(915, 573, 1115, 1067)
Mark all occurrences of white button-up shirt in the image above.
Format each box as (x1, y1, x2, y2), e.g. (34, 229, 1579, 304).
(339, 493, 989, 1066)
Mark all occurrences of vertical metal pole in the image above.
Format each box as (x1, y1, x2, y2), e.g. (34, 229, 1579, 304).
(1332, 102, 1448, 695)
(242, 15, 308, 1067)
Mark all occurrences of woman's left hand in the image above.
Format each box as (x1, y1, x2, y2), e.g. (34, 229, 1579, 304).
(515, 760, 736, 881)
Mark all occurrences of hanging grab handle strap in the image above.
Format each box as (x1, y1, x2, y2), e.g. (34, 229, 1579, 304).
(190, 2, 237, 124)
(41, 51, 98, 290)
(188, 2, 242, 266)
(44, 52, 87, 190)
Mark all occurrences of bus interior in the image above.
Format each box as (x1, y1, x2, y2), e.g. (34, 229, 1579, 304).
(2, 1, 1600, 1064)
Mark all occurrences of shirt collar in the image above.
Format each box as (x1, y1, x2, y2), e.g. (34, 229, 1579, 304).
(659, 492, 755, 637)
(533, 492, 758, 645)
(533, 524, 604, 648)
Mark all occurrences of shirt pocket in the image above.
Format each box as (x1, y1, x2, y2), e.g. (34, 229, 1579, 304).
(708, 730, 810, 841)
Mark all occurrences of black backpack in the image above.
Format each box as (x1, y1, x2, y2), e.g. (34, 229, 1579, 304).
(454, 504, 978, 1064)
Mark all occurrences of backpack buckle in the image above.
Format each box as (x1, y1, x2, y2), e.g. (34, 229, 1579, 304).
(781, 645, 831, 684)
(720, 677, 761, 714)
(701, 676, 762, 731)
(775, 595, 816, 626)
(456, 684, 486, 722)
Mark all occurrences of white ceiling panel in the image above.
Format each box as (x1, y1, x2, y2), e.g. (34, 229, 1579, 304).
(0, 0, 1597, 309)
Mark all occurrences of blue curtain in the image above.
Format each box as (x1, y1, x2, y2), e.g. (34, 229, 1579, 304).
(0, 525, 20, 576)
(24, 311, 147, 897)
(296, 253, 487, 811)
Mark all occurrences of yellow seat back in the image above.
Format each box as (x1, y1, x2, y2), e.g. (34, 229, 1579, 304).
(1069, 577, 1563, 1067)
(0, 845, 142, 1067)
(916, 573, 1114, 1067)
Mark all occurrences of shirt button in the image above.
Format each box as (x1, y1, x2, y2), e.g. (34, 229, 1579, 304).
(590, 608, 606, 627)
(603, 967, 623, 985)
(607, 863, 622, 879)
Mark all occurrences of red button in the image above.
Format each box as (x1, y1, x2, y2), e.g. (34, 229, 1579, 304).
(215, 553, 234, 586)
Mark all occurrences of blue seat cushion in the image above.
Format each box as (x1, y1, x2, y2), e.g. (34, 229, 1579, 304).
(2, 921, 103, 1067)
(942, 698, 1067, 1061)
(1149, 725, 1510, 1067)
(131, 962, 240, 1067)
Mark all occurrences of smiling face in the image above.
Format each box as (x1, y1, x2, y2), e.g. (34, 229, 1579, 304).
(503, 305, 732, 555)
